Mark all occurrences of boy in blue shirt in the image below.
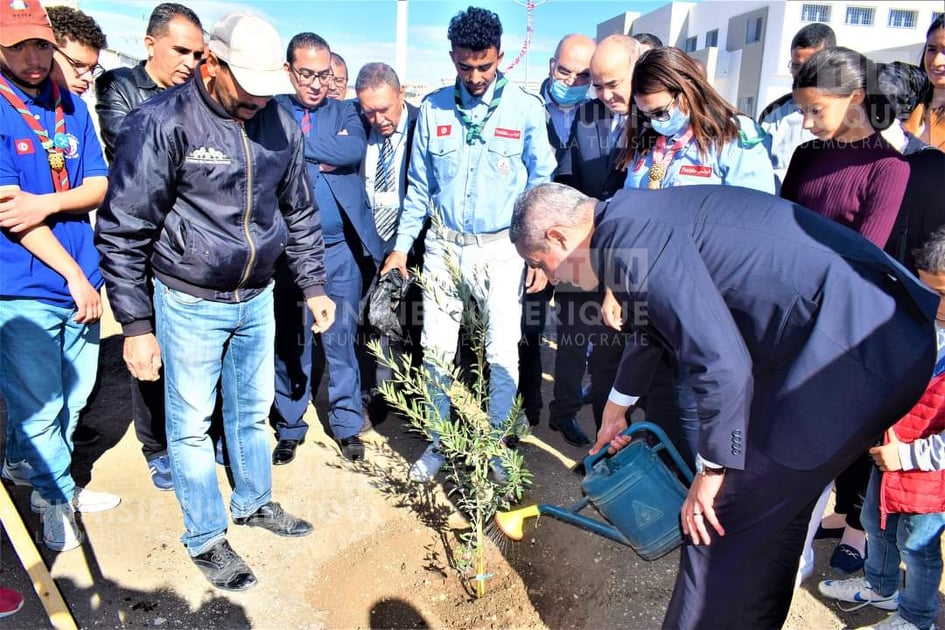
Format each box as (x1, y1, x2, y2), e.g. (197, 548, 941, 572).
(0, 0, 117, 551)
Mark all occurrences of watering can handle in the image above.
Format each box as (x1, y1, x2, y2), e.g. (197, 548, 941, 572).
(582, 420, 695, 484)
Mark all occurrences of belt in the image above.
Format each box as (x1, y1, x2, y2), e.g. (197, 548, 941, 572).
(434, 227, 510, 247)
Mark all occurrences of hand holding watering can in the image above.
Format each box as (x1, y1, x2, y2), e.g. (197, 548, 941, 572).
(592, 399, 726, 546)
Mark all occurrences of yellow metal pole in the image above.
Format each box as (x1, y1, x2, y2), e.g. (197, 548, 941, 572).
(0, 483, 77, 630)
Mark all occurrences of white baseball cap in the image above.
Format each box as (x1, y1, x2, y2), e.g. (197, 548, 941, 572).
(208, 13, 293, 97)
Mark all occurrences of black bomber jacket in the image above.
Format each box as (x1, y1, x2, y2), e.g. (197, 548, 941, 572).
(95, 69, 326, 337)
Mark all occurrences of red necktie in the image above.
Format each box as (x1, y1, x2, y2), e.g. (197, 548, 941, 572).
(300, 110, 311, 136)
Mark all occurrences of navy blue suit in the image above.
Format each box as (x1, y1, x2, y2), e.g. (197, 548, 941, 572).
(595, 186, 937, 629)
(548, 99, 628, 431)
(271, 96, 381, 442)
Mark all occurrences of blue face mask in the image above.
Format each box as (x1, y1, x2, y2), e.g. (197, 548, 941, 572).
(649, 105, 690, 138)
(549, 79, 589, 107)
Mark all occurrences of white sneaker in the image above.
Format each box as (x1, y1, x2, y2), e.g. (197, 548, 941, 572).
(43, 502, 83, 551)
(31, 487, 120, 514)
(408, 444, 445, 482)
(1, 459, 33, 487)
(818, 577, 899, 611)
(857, 612, 933, 630)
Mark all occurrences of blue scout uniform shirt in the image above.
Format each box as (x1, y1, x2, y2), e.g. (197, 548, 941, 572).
(394, 78, 556, 253)
(0, 78, 108, 307)
(624, 115, 776, 194)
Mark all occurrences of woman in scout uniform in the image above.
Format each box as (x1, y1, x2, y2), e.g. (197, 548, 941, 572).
(618, 46, 775, 194)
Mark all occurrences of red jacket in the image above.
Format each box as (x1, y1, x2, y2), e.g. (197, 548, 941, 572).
(880, 372, 945, 528)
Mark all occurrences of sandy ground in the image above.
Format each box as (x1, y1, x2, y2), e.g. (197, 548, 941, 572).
(1, 300, 944, 629)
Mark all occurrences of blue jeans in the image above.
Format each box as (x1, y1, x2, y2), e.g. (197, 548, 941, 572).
(862, 467, 945, 629)
(0, 298, 99, 504)
(154, 278, 274, 556)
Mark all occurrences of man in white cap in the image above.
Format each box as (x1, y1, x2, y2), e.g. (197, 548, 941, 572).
(96, 12, 336, 591)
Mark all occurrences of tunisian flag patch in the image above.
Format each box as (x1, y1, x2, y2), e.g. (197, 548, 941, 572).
(14, 139, 34, 155)
(436, 124, 452, 137)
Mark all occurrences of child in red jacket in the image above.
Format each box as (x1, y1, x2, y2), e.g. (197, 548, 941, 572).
(818, 228, 945, 630)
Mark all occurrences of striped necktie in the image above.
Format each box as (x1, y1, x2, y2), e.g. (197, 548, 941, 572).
(373, 137, 398, 240)
(300, 109, 312, 136)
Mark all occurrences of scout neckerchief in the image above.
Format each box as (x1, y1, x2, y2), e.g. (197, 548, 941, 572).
(645, 126, 695, 189)
(454, 73, 508, 144)
(0, 74, 70, 191)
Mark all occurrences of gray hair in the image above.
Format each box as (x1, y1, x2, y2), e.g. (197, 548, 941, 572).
(355, 62, 401, 93)
(914, 227, 945, 274)
(510, 183, 594, 254)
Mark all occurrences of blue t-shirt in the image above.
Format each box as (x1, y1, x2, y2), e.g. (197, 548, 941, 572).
(0, 79, 108, 307)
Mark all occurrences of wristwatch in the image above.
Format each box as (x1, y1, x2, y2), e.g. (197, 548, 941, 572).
(695, 459, 726, 477)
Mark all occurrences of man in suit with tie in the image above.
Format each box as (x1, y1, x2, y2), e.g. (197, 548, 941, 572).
(547, 35, 642, 448)
(272, 32, 384, 465)
(510, 182, 937, 629)
(355, 62, 421, 424)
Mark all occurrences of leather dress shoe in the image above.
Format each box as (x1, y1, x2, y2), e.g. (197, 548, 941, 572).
(272, 439, 302, 466)
(233, 501, 312, 537)
(191, 539, 257, 591)
(337, 435, 365, 461)
(550, 418, 591, 447)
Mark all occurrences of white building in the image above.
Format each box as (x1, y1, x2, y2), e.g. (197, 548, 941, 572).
(600, 0, 942, 117)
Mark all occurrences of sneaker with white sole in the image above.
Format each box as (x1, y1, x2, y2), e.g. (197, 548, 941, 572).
(43, 502, 83, 551)
(1, 459, 33, 487)
(857, 612, 934, 630)
(31, 487, 120, 514)
(147, 454, 174, 491)
(818, 577, 899, 611)
(408, 444, 445, 482)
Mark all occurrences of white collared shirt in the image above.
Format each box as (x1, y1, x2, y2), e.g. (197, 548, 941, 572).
(362, 104, 410, 208)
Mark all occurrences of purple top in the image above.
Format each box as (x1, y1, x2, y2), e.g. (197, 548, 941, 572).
(780, 134, 909, 247)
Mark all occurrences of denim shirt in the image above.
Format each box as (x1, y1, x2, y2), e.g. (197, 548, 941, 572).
(624, 115, 776, 194)
(394, 79, 556, 253)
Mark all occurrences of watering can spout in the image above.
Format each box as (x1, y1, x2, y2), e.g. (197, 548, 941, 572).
(494, 504, 540, 541)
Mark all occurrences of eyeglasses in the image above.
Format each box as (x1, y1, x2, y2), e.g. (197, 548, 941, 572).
(331, 75, 347, 88)
(552, 62, 590, 83)
(289, 65, 333, 86)
(639, 96, 677, 123)
(56, 48, 104, 79)
(786, 60, 803, 73)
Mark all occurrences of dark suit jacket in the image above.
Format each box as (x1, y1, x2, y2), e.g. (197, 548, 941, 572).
(275, 95, 384, 262)
(884, 143, 945, 273)
(596, 186, 937, 472)
(356, 101, 419, 256)
(556, 99, 627, 199)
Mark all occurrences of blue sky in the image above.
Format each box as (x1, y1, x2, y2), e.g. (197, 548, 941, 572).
(80, 0, 673, 85)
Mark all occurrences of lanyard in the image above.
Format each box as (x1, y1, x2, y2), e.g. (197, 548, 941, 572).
(454, 73, 508, 145)
(0, 74, 70, 192)
(646, 127, 694, 189)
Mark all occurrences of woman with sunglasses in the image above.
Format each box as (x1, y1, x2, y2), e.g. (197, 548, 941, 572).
(618, 46, 775, 193)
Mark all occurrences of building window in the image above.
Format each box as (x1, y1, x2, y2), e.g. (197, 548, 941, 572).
(685, 36, 698, 52)
(845, 6, 875, 26)
(705, 29, 719, 47)
(746, 16, 763, 44)
(888, 9, 918, 28)
(801, 3, 831, 22)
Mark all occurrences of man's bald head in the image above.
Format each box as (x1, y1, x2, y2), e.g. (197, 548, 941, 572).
(590, 34, 642, 114)
(548, 33, 596, 95)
